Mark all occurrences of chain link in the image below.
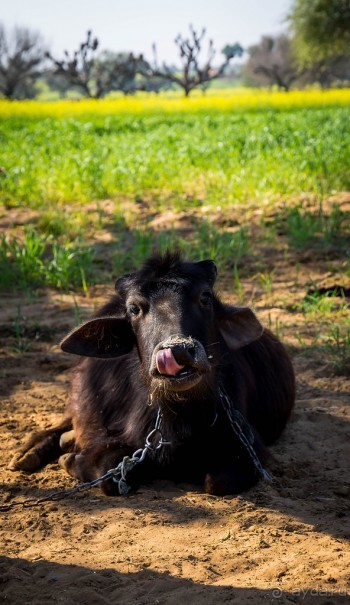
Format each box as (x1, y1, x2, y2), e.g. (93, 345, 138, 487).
(0, 469, 119, 512)
(111, 407, 171, 495)
(0, 407, 170, 512)
(219, 386, 272, 482)
(1, 388, 271, 512)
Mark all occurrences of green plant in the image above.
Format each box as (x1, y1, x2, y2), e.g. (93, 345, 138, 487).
(267, 313, 285, 341)
(0, 230, 95, 292)
(1, 105, 350, 208)
(284, 203, 349, 250)
(194, 222, 249, 268)
(259, 271, 274, 296)
(73, 298, 84, 325)
(47, 241, 89, 290)
(0, 231, 46, 290)
(12, 305, 30, 354)
(110, 222, 250, 278)
(325, 322, 350, 374)
(299, 289, 347, 316)
(36, 208, 88, 239)
(232, 264, 245, 303)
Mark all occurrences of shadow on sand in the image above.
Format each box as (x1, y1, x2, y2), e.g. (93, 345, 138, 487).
(1, 555, 349, 605)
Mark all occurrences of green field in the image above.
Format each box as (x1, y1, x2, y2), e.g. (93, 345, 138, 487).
(1, 93, 350, 595)
(1, 107, 350, 208)
(0, 97, 349, 286)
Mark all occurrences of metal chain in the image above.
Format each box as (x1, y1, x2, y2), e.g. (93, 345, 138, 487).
(219, 385, 272, 482)
(0, 407, 170, 512)
(0, 469, 118, 512)
(111, 407, 171, 495)
(1, 389, 271, 512)
(131, 407, 171, 462)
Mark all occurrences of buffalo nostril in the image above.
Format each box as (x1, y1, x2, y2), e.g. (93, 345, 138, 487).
(171, 344, 196, 366)
(188, 346, 196, 359)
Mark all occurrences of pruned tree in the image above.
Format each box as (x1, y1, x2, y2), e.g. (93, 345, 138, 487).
(243, 34, 302, 91)
(47, 31, 144, 98)
(289, 0, 350, 64)
(0, 24, 46, 99)
(46, 30, 100, 98)
(141, 26, 243, 97)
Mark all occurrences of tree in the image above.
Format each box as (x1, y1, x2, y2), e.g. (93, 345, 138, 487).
(289, 0, 350, 63)
(299, 54, 350, 87)
(93, 51, 143, 96)
(47, 30, 100, 98)
(243, 34, 301, 91)
(0, 24, 46, 99)
(141, 26, 243, 97)
(47, 31, 143, 98)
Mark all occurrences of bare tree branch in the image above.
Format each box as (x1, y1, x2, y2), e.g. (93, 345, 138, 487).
(0, 24, 46, 99)
(141, 26, 243, 96)
(46, 31, 147, 97)
(46, 30, 99, 97)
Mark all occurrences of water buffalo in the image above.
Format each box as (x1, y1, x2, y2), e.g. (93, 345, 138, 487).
(10, 252, 295, 496)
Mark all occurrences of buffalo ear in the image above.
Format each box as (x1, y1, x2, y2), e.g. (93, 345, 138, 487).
(60, 317, 135, 358)
(218, 306, 263, 350)
(196, 259, 217, 286)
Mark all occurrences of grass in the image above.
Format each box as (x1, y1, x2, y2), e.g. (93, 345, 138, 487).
(295, 316, 350, 376)
(0, 90, 349, 374)
(110, 221, 249, 276)
(291, 292, 349, 374)
(283, 204, 350, 250)
(1, 98, 350, 209)
(12, 305, 31, 354)
(0, 231, 94, 291)
(0, 219, 250, 292)
(298, 290, 348, 316)
(325, 322, 350, 374)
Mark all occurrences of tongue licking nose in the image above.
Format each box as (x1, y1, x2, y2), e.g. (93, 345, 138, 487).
(156, 348, 185, 376)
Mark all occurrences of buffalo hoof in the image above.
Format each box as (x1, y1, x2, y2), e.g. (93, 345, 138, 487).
(59, 429, 76, 452)
(204, 469, 259, 495)
(8, 450, 42, 472)
(8, 433, 61, 472)
(58, 452, 81, 479)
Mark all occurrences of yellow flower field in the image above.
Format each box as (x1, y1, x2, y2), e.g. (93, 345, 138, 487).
(1, 87, 350, 117)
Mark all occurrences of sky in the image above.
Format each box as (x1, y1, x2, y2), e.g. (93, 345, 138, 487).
(2, 0, 292, 64)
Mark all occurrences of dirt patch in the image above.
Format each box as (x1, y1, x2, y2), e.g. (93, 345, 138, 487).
(0, 289, 350, 605)
(1, 201, 350, 604)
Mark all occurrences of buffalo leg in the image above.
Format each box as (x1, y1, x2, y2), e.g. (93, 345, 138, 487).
(204, 466, 260, 495)
(8, 418, 73, 472)
(58, 444, 152, 496)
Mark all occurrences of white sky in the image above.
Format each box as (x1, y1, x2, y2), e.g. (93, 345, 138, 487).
(2, 0, 292, 64)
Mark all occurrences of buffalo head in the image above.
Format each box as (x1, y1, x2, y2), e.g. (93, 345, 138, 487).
(61, 253, 263, 393)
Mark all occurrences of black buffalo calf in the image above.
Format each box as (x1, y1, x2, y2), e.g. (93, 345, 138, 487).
(10, 252, 295, 496)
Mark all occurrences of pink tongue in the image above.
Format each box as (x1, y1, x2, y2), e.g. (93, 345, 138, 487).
(156, 348, 185, 376)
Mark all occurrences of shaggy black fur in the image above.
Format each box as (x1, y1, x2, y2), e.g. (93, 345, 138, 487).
(10, 253, 295, 496)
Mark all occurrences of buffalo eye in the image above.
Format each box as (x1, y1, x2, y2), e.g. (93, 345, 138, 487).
(128, 303, 141, 316)
(199, 291, 212, 306)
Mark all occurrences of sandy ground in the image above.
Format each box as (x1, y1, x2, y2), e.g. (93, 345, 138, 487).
(1, 198, 350, 603)
(0, 278, 350, 605)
